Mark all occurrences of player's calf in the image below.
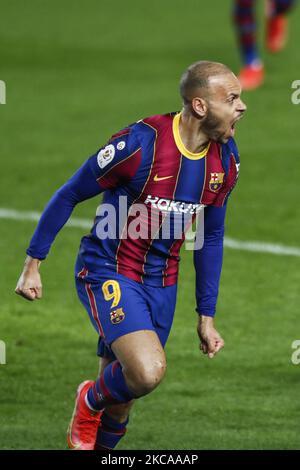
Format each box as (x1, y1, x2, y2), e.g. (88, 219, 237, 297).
(94, 409, 131, 451)
(93, 355, 135, 450)
(104, 400, 135, 423)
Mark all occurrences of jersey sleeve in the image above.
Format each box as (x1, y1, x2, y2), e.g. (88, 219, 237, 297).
(88, 126, 142, 190)
(212, 137, 240, 207)
(195, 138, 240, 315)
(193, 203, 227, 317)
(26, 126, 141, 260)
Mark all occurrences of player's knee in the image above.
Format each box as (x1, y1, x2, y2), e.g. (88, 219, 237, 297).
(125, 359, 166, 397)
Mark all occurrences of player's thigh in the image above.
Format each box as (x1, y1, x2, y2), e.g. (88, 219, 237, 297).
(111, 329, 167, 394)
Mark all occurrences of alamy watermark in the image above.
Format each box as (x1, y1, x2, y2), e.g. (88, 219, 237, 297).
(0, 340, 6, 365)
(291, 80, 300, 104)
(291, 340, 300, 365)
(0, 80, 6, 104)
(94, 195, 205, 250)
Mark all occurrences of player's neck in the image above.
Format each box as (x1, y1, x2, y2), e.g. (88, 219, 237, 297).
(179, 109, 210, 154)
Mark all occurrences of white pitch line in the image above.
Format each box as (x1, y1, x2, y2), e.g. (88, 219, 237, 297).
(1, 207, 300, 258)
(224, 237, 300, 257)
(0, 207, 91, 229)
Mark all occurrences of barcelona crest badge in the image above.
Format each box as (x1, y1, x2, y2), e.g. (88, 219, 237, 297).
(209, 172, 224, 192)
(110, 308, 125, 324)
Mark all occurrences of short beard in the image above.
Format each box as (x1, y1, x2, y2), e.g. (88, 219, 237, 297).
(201, 109, 222, 141)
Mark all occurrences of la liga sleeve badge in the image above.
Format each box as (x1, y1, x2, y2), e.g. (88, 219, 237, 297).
(97, 144, 115, 169)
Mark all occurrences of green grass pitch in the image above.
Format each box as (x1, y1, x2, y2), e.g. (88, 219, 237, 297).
(0, 0, 300, 449)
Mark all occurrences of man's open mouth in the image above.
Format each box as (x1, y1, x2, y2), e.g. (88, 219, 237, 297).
(230, 114, 244, 137)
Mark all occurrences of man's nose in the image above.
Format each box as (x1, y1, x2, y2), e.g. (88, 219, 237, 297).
(238, 99, 247, 113)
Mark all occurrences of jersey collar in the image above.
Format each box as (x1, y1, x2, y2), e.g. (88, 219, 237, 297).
(172, 112, 210, 160)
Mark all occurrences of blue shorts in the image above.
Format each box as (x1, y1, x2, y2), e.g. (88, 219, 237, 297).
(75, 263, 177, 360)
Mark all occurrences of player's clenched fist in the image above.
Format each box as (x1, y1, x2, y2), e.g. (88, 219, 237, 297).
(15, 256, 42, 301)
(197, 315, 224, 359)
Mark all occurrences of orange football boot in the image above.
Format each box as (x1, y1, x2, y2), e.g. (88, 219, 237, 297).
(266, 14, 288, 53)
(67, 380, 102, 450)
(238, 63, 265, 90)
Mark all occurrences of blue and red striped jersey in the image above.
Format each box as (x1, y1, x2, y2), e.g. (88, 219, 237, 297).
(27, 112, 240, 315)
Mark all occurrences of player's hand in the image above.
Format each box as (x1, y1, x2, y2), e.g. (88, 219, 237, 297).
(197, 315, 224, 359)
(15, 256, 42, 301)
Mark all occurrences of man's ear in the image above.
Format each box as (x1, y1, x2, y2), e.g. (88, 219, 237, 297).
(191, 97, 207, 118)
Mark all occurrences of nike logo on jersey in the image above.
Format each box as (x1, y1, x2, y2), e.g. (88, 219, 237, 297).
(153, 174, 173, 182)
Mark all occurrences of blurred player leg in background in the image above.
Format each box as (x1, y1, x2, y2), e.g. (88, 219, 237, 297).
(234, 0, 263, 90)
(234, 0, 296, 90)
(266, 0, 296, 52)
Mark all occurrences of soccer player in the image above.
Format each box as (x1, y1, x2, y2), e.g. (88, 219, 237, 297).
(15, 61, 246, 450)
(234, 0, 296, 90)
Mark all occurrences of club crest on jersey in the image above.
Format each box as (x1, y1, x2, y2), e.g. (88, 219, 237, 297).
(97, 144, 115, 169)
(209, 172, 224, 192)
(110, 308, 125, 325)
